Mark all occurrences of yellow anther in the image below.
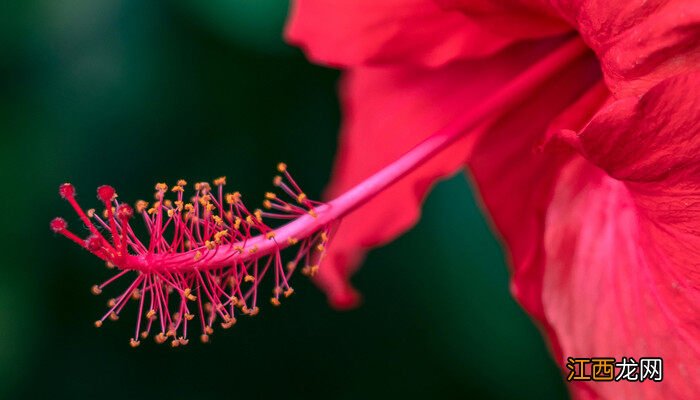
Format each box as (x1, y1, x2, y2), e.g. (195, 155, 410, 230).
(265, 192, 277, 200)
(297, 193, 307, 203)
(204, 326, 214, 335)
(213, 176, 227, 186)
(94, 320, 103, 328)
(206, 203, 215, 212)
(270, 298, 281, 306)
(308, 209, 317, 218)
(147, 207, 157, 215)
(167, 209, 174, 218)
(184, 313, 195, 321)
(233, 245, 244, 252)
(155, 183, 168, 192)
(164, 199, 173, 207)
(155, 332, 167, 344)
(166, 329, 176, 338)
(179, 337, 189, 345)
(302, 265, 319, 277)
(244, 275, 255, 283)
(273, 176, 282, 186)
(205, 240, 216, 250)
(140, 331, 148, 339)
(287, 237, 298, 245)
(109, 312, 119, 321)
(195, 182, 211, 192)
(106, 261, 115, 269)
(146, 309, 156, 319)
(321, 232, 329, 242)
(286, 262, 296, 271)
(130, 339, 140, 348)
(131, 289, 141, 301)
(184, 288, 197, 301)
(184, 203, 194, 212)
(134, 200, 147, 213)
(316, 244, 325, 252)
(87, 208, 96, 218)
(254, 209, 263, 222)
(277, 162, 287, 172)
(91, 285, 102, 295)
(221, 317, 236, 329)
(174, 200, 184, 210)
(198, 195, 210, 206)
(170, 340, 180, 348)
(262, 200, 272, 209)
(177, 179, 187, 186)
(214, 230, 228, 243)
(233, 217, 242, 230)
(212, 216, 223, 226)
(194, 251, 202, 261)
(265, 232, 276, 239)
(284, 288, 294, 298)
(171, 185, 184, 193)
(230, 296, 238, 306)
(200, 334, 209, 343)
(248, 307, 260, 316)
(226, 192, 241, 204)
(248, 245, 258, 254)
(245, 215, 254, 225)
(107, 298, 117, 307)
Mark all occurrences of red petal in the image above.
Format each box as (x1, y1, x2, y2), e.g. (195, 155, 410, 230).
(284, 0, 567, 68)
(543, 157, 700, 399)
(508, 73, 700, 398)
(565, 71, 700, 185)
(551, 0, 700, 97)
(316, 39, 594, 307)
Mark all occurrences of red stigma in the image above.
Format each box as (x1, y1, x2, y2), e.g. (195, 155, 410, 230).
(50, 217, 67, 232)
(85, 235, 104, 252)
(59, 183, 75, 199)
(116, 204, 133, 220)
(97, 185, 116, 204)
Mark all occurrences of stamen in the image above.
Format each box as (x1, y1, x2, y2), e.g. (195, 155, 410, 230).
(53, 167, 334, 346)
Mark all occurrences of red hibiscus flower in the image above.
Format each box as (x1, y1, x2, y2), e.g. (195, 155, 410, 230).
(285, 1, 700, 398)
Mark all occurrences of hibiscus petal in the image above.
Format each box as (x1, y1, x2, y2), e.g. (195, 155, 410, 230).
(549, 0, 700, 97)
(563, 71, 700, 185)
(284, 0, 568, 68)
(543, 158, 700, 399)
(316, 40, 580, 308)
(526, 72, 700, 399)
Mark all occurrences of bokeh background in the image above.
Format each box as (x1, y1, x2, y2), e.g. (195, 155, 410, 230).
(1, 1, 568, 398)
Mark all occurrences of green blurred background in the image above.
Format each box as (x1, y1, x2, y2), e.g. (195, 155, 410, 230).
(0, 1, 568, 398)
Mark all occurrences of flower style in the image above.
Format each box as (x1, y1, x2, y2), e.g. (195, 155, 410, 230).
(285, 0, 700, 398)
